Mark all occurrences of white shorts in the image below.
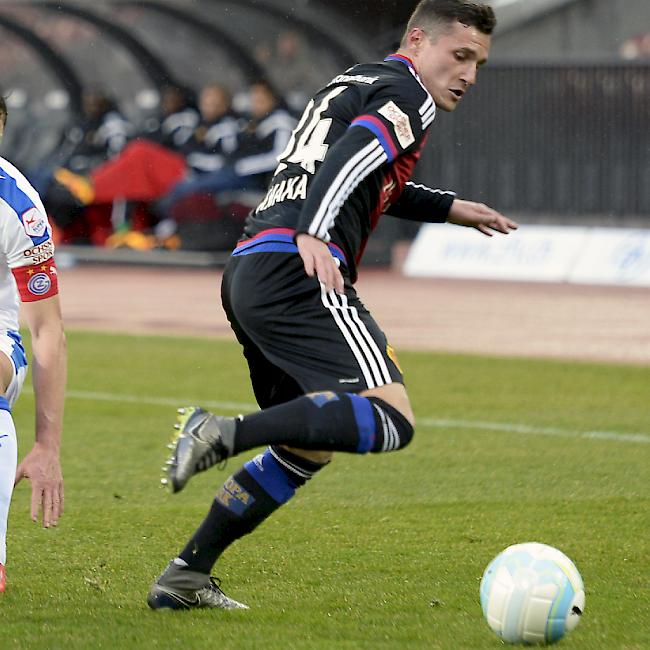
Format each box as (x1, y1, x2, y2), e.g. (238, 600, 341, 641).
(0, 330, 28, 409)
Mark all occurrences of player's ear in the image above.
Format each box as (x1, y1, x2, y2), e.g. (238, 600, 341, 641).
(406, 27, 426, 49)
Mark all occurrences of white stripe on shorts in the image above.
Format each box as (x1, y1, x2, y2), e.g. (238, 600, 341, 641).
(320, 286, 392, 389)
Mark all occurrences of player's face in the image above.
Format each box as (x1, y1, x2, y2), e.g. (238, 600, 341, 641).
(412, 21, 491, 112)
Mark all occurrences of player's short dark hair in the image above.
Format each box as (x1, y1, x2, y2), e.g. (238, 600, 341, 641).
(403, 0, 496, 44)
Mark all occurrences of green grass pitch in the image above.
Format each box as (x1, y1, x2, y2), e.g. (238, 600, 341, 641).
(3, 331, 649, 649)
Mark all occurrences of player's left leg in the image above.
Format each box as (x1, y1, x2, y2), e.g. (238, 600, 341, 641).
(148, 443, 329, 610)
(148, 338, 333, 610)
(150, 391, 413, 609)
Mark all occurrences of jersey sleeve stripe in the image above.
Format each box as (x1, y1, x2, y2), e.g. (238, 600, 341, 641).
(421, 104, 436, 129)
(0, 167, 50, 247)
(419, 96, 434, 117)
(349, 116, 398, 162)
(310, 140, 381, 238)
(308, 140, 387, 240)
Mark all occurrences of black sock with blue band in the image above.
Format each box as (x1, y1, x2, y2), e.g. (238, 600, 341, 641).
(178, 446, 327, 574)
(233, 392, 413, 455)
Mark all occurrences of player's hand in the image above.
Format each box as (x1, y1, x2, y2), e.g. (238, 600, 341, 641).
(296, 233, 345, 294)
(447, 199, 518, 236)
(14, 442, 64, 528)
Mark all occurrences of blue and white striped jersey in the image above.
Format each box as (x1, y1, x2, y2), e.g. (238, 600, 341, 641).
(0, 156, 58, 331)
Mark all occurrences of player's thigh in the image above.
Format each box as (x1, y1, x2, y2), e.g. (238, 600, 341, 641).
(0, 353, 12, 394)
(222, 264, 303, 408)
(234, 323, 303, 409)
(248, 351, 304, 409)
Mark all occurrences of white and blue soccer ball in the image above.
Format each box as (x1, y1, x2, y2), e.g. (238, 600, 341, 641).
(480, 542, 585, 645)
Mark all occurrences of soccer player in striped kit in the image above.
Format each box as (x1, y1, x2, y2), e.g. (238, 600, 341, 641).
(149, 0, 517, 609)
(0, 95, 67, 593)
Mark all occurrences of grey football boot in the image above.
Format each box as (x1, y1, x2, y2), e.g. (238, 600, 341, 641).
(162, 407, 237, 493)
(147, 561, 248, 610)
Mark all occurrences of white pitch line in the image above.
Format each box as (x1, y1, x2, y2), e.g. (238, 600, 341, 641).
(418, 417, 650, 444)
(63, 389, 258, 413)
(44, 388, 650, 445)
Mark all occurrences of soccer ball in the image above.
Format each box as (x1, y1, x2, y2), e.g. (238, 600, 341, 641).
(480, 542, 585, 645)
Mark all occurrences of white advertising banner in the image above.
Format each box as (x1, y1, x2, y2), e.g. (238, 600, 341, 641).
(403, 224, 650, 287)
(570, 228, 650, 286)
(403, 224, 590, 283)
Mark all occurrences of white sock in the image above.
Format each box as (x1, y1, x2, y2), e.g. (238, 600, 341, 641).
(0, 409, 17, 566)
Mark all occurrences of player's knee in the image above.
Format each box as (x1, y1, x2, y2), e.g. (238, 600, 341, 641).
(401, 405, 415, 429)
(361, 383, 415, 428)
(392, 408, 415, 449)
(367, 397, 415, 451)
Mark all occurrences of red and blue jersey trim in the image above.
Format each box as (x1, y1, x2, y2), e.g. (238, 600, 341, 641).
(233, 228, 347, 266)
(349, 116, 398, 162)
(384, 53, 417, 73)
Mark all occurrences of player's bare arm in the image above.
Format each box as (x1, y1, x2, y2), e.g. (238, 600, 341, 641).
(296, 233, 345, 294)
(447, 198, 518, 236)
(15, 295, 66, 528)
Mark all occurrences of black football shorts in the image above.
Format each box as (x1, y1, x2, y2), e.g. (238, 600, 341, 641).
(221, 246, 403, 409)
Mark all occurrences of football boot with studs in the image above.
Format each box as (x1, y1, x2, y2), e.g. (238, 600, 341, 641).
(161, 407, 236, 493)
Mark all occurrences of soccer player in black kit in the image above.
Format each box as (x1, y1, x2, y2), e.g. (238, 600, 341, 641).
(148, 0, 518, 610)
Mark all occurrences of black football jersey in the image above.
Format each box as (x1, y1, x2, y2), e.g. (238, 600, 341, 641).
(243, 54, 456, 282)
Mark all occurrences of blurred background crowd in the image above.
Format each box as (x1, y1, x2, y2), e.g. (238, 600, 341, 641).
(0, 0, 648, 260)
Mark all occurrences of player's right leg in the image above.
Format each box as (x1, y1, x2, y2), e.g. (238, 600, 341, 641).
(149, 435, 332, 610)
(0, 333, 27, 593)
(149, 300, 332, 610)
